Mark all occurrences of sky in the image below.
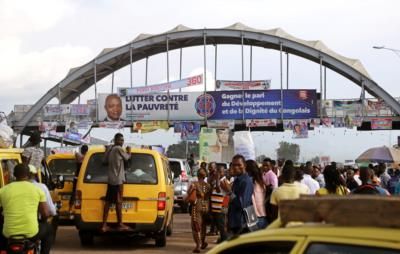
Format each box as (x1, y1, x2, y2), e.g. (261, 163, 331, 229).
(2, 0, 400, 162)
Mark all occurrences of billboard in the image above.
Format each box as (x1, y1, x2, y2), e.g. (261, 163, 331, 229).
(98, 89, 317, 121)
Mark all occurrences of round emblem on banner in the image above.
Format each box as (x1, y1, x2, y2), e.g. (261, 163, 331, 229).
(195, 94, 216, 118)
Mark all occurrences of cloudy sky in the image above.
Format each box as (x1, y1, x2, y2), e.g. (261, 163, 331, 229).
(1, 0, 400, 161)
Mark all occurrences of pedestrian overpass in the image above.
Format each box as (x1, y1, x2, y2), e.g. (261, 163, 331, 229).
(11, 23, 400, 134)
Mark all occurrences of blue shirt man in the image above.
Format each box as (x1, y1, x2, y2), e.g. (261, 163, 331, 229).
(228, 154, 254, 234)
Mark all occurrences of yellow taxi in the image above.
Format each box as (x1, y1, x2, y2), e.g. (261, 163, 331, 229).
(74, 146, 174, 247)
(208, 196, 400, 254)
(0, 148, 24, 186)
(47, 153, 77, 221)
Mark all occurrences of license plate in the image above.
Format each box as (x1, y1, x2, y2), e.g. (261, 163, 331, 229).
(110, 202, 134, 210)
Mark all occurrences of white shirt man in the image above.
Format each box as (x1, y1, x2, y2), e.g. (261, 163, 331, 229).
(301, 174, 320, 194)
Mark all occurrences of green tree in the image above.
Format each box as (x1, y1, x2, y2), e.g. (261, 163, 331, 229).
(256, 154, 267, 163)
(166, 141, 199, 159)
(310, 156, 320, 165)
(276, 141, 300, 162)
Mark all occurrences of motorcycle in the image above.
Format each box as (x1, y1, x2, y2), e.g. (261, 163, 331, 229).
(5, 235, 39, 254)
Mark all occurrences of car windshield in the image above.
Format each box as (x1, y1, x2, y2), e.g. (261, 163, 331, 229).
(48, 158, 76, 176)
(84, 152, 157, 184)
(1, 159, 18, 184)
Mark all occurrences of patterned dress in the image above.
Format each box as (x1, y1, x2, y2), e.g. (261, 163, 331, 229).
(190, 181, 211, 248)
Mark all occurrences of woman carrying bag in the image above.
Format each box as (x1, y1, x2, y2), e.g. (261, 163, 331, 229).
(186, 168, 211, 253)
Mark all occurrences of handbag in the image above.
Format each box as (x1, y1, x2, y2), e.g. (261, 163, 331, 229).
(243, 205, 258, 232)
(185, 184, 197, 204)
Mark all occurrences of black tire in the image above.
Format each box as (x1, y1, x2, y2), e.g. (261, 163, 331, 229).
(166, 215, 173, 236)
(155, 228, 167, 247)
(79, 230, 94, 246)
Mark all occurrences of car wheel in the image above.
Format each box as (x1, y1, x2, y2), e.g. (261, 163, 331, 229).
(166, 215, 173, 236)
(155, 228, 167, 247)
(79, 230, 94, 246)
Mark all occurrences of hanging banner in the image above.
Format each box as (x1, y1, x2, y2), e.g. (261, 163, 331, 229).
(173, 122, 200, 141)
(98, 89, 317, 121)
(246, 119, 277, 127)
(333, 100, 362, 111)
(321, 117, 332, 128)
(367, 99, 389, 111)
(292, 120, 308, 139)
(233, 131, 256, 160)
(309, 119, 320, 128)
(371, 118, 392, 130)
(43, 105, 71, 116)
(132, 121, 169, 133)
(70, 104, 90, 116)
(199, 128, 234, 163)
(38, 121, 59, 133)
(334, 117, 345, 128)
(98, 121, 125, 129)
(118, 74, 203, 96)
(215, 80, 271, 91)
(284, 120, 308, 138)
(207, 120, 235, 129)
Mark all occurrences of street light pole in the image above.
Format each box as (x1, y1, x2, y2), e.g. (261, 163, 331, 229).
(373, 46, 400, 58)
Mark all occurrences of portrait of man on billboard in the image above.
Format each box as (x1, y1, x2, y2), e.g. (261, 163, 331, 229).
(104, 94, 124, 121)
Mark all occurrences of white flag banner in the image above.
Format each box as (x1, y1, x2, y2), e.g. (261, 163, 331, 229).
(118, 74, 203, 96)
(233, 131, 256, 161)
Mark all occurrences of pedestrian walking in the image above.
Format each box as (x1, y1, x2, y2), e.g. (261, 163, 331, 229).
(246, 160, 268, 229)
(188, 168, 211, 253)
(210, 165, 230, 243)
(316, 165, 348, 195)
(228, 154, 254, 235)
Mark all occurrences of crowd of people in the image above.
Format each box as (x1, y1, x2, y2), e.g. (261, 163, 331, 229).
(186, 155, 400, 253)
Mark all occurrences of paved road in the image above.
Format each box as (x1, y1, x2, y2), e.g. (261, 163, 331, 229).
(53, 212, 219, 253)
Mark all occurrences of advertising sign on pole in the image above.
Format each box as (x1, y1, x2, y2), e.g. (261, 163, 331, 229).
(371, 118, 392, 130)
(118, 74, 203, 96)
(215, 80, 271, 91)
(199, 128, 234, 163)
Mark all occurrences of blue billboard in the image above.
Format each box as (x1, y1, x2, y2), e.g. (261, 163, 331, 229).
(195, 89, 317, 120)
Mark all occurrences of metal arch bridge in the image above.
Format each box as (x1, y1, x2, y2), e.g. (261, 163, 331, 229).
(14, 22, 400, 132)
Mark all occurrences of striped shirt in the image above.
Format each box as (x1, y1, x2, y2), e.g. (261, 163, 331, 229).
(210, 177, 228, 213)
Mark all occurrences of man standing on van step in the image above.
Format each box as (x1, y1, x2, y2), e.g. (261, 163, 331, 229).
(101, 133, 131, 232)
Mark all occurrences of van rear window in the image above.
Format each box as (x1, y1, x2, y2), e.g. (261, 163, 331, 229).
(84, 152, 158, 184)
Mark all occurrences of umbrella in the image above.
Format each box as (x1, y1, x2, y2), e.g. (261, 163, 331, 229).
(355, 146, 400, 163)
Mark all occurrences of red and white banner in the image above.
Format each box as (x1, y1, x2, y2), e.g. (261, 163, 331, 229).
(118, 74, 203, 96)
(215, 80, 271, 91)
